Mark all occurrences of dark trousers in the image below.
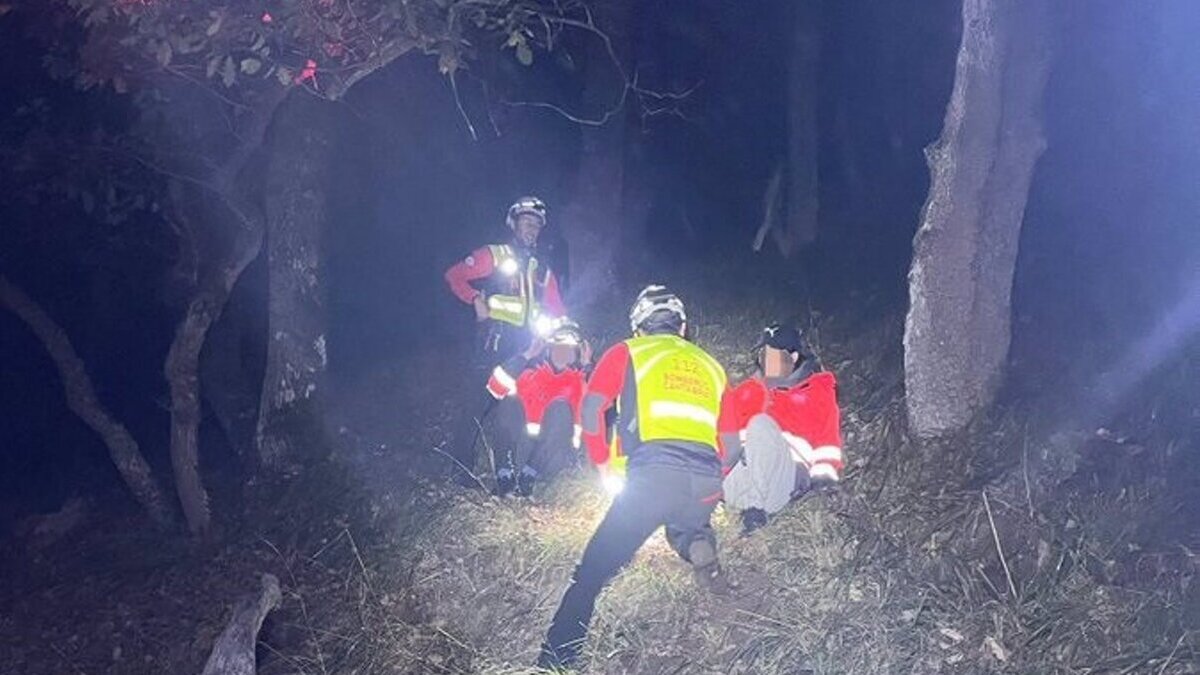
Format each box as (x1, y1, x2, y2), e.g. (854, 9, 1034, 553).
(506, 399, 577, 480)
(448, 322, 525, 478)
(539, 459, 723, 668)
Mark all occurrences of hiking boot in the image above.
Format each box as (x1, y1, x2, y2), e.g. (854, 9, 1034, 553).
(740, 508, 769, 536)
(687, 538, 731, 595)
(516, 475, 536, 498)
(493, 470, 516, 497)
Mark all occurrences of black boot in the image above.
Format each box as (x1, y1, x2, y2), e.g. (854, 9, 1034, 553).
(688, 538, 731, 595)
(493, 468, 516, 497)
(516, 466, 538, 498)
(740, 507, 769, 536)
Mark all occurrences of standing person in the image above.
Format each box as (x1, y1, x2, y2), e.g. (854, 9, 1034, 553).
(723, 322, 844, 535)
(486, 318, 591, 497)
(538, 285, 734, 670)
(442, 197, 566, 484)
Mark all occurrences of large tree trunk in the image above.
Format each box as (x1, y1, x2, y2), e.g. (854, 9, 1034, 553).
(779, 0, 821, 256)
(164, 88, 287, 536)
(904, 0, 1052, 439)
(255, 94, 336, 470)
(0, 275, 174, 527)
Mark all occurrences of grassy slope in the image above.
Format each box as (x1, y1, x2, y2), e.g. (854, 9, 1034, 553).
(2, 255, 1195, 674)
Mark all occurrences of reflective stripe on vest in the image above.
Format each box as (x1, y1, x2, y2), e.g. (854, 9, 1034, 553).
(625, 334, 726, 449)
(485, 245, 543, 327)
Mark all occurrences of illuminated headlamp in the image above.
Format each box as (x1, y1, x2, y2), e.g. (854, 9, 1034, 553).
(499, 257, 519, 276)
(534, 315, 560, 338)
(602, 474, 625, 496)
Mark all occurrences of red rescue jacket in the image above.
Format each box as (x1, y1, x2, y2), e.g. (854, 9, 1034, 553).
(487, 355, 585, 441)
(727, 371, 844, 481)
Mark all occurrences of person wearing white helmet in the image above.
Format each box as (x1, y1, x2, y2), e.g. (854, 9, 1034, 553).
(443, 197, 567, 484)
(485, 318, 592, 497)
(444, 196, 565, 338)
(538, 285, 735, 671)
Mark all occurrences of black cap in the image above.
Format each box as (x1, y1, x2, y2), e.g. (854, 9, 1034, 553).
(754, 322, 805, 353)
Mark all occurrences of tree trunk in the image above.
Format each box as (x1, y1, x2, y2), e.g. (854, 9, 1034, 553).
(0, 275, 174, 527)
(903, 0, 1052, 439)
(560, 0, 629, 304)
(255, 94, 336, 470)
(200, 248, 265, 466)
(166, 221, 264, 535)
(201, 573, 281, 675)
(160, 87, 286, 536)
(201, 303, 261, 462)
(779, 0, 821, 256)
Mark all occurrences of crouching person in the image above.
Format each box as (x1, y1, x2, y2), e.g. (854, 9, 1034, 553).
(538, 286, 735, 671)
(723, 322, 844, 535)
(486, 318, 589, 497)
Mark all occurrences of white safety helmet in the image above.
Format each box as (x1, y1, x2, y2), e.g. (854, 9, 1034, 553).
(629, 284, 687, 333)
(506, 196, 547, 230)
(548, 318, 583, 346)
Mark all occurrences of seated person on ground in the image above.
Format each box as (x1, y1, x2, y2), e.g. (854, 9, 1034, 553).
(722, 322, 844, 535)
(485, 318, 591, 496)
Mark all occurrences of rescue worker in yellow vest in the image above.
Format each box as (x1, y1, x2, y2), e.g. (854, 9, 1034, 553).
(443, 197, 566, 483)
(444, 196, 567, 360)
(538, 285, 735, 671)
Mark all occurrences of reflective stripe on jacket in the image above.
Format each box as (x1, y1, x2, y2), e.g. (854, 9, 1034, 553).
(487, 356, 585, 444)
(728, 371, 844, 480)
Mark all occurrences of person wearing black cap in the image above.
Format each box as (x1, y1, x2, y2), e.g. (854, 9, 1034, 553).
(723, 322, 845, 535)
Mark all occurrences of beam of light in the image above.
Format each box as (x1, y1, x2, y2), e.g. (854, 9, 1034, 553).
(1086, 268, 1200, 420)
(601, 473, 625, 496)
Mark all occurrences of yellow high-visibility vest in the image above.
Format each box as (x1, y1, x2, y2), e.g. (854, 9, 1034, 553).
(624, 334, 726, 449)
(485, 244, 543, 327)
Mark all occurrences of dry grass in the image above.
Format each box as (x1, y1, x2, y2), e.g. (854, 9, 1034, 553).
(4, 263, 1195, 674)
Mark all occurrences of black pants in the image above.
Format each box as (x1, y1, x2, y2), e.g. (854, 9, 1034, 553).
(448, 322, 526, 478)
(504, 399, 576, 480)
(539, 459, 723, 668)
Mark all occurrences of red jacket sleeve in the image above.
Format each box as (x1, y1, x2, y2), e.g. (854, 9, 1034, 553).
(542, 270, 566, 317)
(580, 342, 630, 466)
(444, 246, 494, 304)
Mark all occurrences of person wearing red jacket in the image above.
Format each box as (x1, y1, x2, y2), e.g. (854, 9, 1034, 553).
(442, 197, 567, 482)
(538, 285, 737, 671)
(443, 196, 566, 360)
(723, 322, 845, 535)
(485, 318, 590, 497)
